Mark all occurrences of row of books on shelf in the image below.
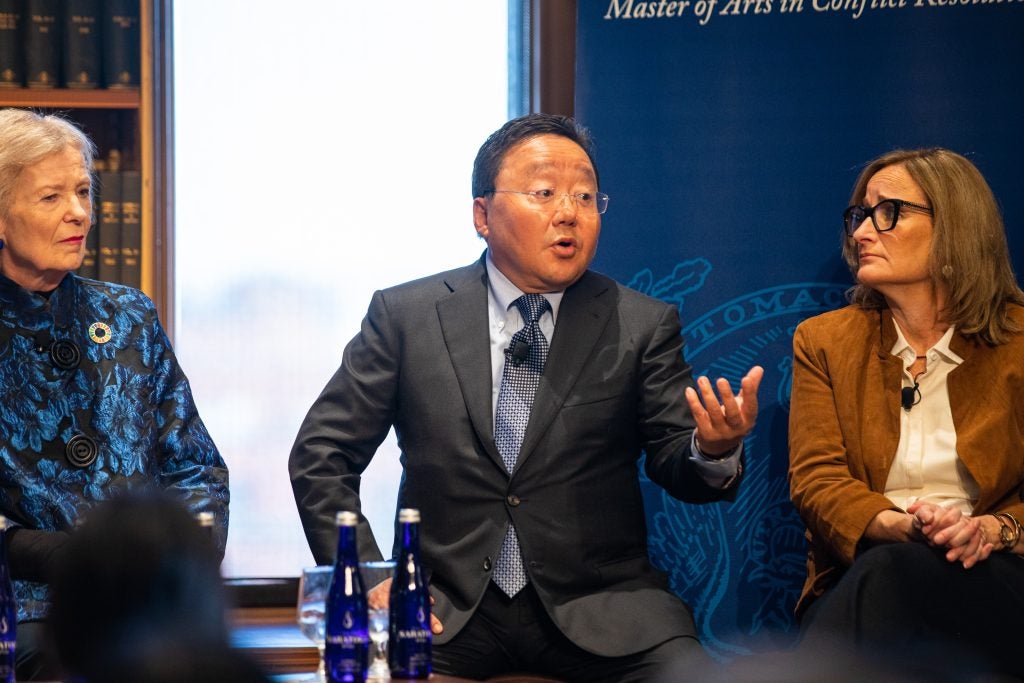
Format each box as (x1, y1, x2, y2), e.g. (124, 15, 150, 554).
(0, 0, 140, 89)
(79, 169, 142, 288)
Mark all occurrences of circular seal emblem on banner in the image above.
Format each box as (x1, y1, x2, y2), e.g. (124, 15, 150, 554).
(633, 263, 848, 658)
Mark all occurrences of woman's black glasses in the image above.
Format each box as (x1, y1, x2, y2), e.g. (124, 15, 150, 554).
(844, 198, 933, 236)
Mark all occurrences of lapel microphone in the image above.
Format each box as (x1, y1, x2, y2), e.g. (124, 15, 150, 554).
(901, 381, 921, 411)
(902, 366, 926, 411)
(510, 339, 531, 366)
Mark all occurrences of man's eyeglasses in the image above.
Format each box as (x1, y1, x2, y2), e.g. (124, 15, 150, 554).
(843, 198, 933, 236)
(485, 189, 610, 215)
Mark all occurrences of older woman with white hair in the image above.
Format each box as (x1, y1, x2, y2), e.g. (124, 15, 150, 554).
(0, 109, 229, 680)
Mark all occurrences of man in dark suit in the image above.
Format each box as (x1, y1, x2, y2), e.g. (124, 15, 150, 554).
(289, 113, 762, 681)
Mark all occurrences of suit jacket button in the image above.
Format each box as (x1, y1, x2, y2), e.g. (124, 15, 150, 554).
(483, 557, 492, 571)
(507, 494, 520, 507)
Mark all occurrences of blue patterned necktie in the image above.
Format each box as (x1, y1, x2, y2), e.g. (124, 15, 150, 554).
(493, 293, 550, 597)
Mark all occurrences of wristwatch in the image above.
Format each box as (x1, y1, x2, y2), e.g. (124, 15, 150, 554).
(995, 513, 1021, 551)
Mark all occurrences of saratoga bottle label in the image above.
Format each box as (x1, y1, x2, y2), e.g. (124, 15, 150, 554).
(326, 633, 371, 647)
(395, 628, 431, 641)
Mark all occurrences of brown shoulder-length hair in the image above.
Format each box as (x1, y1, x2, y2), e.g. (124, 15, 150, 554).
(842, 147, 1024, 345)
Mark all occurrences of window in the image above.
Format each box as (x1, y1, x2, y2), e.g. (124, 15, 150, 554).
(174, 1, 510, 576)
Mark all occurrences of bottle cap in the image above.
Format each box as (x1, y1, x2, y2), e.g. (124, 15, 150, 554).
(335, 511, 358, 526)
(398, 508, 420, 523)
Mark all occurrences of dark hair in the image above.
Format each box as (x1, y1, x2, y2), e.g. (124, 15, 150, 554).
(471, 113, 599, 198)
(842, 148, 1024, 344)
(49, 495, 268, 682)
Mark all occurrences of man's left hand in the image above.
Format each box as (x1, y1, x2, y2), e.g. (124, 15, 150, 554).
(685, 365, 764, 456)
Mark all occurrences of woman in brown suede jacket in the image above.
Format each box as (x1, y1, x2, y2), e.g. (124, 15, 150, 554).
(788, 148, 1024, 677)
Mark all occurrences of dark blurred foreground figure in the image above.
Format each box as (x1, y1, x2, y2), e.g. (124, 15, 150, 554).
(788, 148, 1024, 678)
(0, 108, 228, 679)
(48, 496, 267, 683)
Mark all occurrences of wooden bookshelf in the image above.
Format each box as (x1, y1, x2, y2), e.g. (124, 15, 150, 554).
(0, 87, 140, 108)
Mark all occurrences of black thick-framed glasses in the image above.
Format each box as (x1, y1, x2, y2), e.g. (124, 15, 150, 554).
(843, 198, 933, 236)
(484, 188, 610, 215)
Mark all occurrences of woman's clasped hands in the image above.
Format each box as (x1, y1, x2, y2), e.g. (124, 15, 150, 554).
(907, 500, 994, 569)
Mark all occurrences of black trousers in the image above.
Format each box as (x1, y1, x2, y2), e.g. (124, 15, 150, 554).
(799, 543, 1024, 679)
(433, 582, 714, 683)
(15, 620, 63, 682)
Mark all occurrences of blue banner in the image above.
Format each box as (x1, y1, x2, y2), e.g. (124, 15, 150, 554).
(576, 0, 1024, 657)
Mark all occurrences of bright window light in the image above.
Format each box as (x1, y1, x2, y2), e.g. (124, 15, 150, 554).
(174, 1, 509, 576)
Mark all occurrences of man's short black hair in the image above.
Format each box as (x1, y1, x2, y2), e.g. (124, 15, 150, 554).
(471, 113, 599, 199)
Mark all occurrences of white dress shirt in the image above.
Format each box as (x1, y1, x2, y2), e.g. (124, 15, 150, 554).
(884, 320, 979, 515)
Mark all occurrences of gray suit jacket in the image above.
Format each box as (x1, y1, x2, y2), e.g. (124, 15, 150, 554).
(289, 254, 741, 656)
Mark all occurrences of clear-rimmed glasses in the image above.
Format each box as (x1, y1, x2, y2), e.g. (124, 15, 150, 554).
(360, 560, 396, 681)
(485, 188, 610, 215)
(843, 198, 933, 236)
(297, 566, 333, 682)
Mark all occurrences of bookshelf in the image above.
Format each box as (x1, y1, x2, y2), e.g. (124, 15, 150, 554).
(0, 88, 139, 107)
(0, 0, 176, 336)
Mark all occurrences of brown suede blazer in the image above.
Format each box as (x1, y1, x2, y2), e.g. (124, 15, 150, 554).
(788, 303, 1024, 615)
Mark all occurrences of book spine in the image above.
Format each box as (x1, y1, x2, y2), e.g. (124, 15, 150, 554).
(102, 0, 138, 88)
(0, 0, 23, 88)
(97, 170, 122, 284)
(63, 0, 100, 88)
(119, 170, 141, 289)
(24, 0, 59, 88)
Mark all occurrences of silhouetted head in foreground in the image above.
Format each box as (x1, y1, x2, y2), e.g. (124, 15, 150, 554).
(49, 494, 267, 683)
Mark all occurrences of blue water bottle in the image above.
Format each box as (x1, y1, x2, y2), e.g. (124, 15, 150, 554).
(389, 508, 431, 678)
(324, 511, 369, 683)
(0, 516, 16, 683)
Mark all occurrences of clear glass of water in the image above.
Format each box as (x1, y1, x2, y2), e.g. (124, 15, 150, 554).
(297, 565, 334, 682)
(360, 560, 396, 681)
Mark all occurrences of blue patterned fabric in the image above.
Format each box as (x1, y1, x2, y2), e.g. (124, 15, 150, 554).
(0, 272, 229, 621)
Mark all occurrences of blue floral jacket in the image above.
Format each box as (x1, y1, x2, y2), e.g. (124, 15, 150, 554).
(0, 273, 229, 621)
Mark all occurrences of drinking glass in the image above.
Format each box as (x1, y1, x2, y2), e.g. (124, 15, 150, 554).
(360, 560, 396, 681)
(297, 565, 334, 682)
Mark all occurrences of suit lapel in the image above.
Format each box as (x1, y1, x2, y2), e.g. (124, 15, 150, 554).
(873, 309, 907, 481)
(515, 272, 614, 472)
(436, 260, 504, 468)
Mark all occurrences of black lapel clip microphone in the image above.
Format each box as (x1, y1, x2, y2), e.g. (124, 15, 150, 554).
(901, 381, 921, 411)
(509, 339, 531, 366)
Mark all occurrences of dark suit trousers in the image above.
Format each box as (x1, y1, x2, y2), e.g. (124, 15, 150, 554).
(799, 543, 1024, 679)
(15, 620, 63, 681)
(433, 582, 715, 682)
